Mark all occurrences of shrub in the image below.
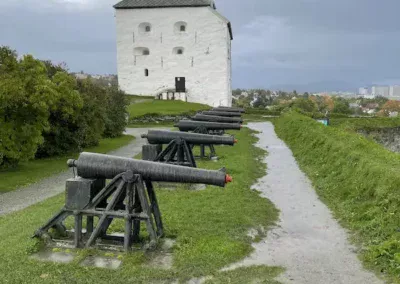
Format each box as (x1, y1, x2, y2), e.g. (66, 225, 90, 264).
(274, 112, 400, 277)
(103, 86, 129, 138)
(0, 47, 55, 167)
(75, 79, 107, 148)
(36, 66, 83, 157)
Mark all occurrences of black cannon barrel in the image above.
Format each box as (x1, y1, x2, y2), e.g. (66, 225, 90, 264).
(202, 111, 242, 117)
(68, 152, 232, 187)
(142, 130, 237, 146)
(193, 114, 243, 124)
(212, 107, 245, 113)
(175, 120, 242, 131)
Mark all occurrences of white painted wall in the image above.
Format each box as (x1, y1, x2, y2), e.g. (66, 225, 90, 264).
(115, 6, 232, 107)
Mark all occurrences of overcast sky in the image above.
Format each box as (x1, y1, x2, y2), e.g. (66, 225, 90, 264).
(1, 0, 399, 92)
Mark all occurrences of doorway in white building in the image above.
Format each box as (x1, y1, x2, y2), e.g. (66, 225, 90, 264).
(175, 77, 186, 93)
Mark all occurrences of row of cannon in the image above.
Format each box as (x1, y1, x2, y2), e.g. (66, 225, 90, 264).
(34, 106, 245, 251)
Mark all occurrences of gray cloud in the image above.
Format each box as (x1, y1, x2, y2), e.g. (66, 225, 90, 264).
(1, 0, 399, 90)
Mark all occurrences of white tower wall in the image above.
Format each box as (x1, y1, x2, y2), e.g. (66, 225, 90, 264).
(115, 7, 232, 107)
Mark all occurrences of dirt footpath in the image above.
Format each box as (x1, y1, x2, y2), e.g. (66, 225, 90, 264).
(227, 122, 383, 284)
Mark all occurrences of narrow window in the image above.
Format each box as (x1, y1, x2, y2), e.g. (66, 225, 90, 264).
(173, 47, 184, 55)
(145, 25, 151, 32)
(145, 69, 149, 77)
(180, 25, 186, 32)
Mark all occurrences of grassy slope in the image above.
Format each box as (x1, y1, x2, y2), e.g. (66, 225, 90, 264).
(274, 112, 400, 282)
(330, 117, 400, 131)
(0, 128, 281, 283)
(0, 135, 134, 193)
(128, 100, 210, 118)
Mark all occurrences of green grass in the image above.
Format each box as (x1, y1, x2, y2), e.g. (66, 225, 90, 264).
(330, 117, 400, 131)
(128, 100, 210, 118)
(274, 112, 400, 282)
(0, 128, 281, 283)
(0, 135, 134, 193)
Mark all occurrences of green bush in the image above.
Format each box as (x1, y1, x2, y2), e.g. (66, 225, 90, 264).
(35, 67, 83, 157)
(75, 79, 107, 148)
(274, 112, 400, 278)
(103, 86, 129, 138)
(1, 46, 130, 164)
(299, 111, 350, 119)
(0, 47, 55, 167)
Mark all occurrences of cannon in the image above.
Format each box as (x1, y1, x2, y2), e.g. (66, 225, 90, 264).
(142, 130, 237, 166)
(213, 106, 245, 113)
(193, 114, 243, 124)
(34, 152, 232, 251)
(202, 111, 242, 117)
(175, 120, 241, 136)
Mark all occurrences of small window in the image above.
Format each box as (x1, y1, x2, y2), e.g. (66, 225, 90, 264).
(173, 47, 185, 55)
(139, 22, 152, 34)
(134, 47, 150, 56)
(174, 21, 187, 34)
(145, 69, 149, 77)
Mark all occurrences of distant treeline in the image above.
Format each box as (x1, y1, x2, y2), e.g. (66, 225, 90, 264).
(0, 46, 128, 168)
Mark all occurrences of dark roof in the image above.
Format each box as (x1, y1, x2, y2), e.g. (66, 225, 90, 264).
(114, 0, 216, 9)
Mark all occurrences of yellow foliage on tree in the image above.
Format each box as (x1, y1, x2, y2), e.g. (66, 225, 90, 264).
(323, 95, 335, 111)
(378, 100, 400, 117)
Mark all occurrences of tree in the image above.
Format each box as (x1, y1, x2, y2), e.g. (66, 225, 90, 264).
(323, 96, 335, 112)
(333, 98, 351, 114)
(75, 79, 107, 148)
(378, 100, 400, 117)
(103, 85, 129, 138)
(36, 68, 83, 158)
(0, 47, 56, 167)
(292, 98, 317, 113)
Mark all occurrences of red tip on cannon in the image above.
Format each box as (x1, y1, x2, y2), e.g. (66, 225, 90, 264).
(234, 139, 238, 144)
(225, 175, 233, 184)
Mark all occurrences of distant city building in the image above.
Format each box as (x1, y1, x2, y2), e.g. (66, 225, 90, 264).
(358, 87, 369, 96)
(74, 73, 89, 80)
(371, 86, 390, 97)
(389, 86, 400, 97)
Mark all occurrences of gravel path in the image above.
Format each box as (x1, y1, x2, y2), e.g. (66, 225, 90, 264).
(0, 128, 165, 216)
(227, 122, 383, 284)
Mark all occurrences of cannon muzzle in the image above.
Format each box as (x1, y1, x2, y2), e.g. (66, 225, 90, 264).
(175, 120, 242, 131)
(212, 107, 245, 113)
(202, 111, 242, 117)
(142, 130, 236, 146)
(68, 152, 232, 187)
(193, 114, 243, 124)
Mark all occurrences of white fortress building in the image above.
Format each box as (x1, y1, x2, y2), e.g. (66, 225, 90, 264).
(114, 0, 233, 107)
